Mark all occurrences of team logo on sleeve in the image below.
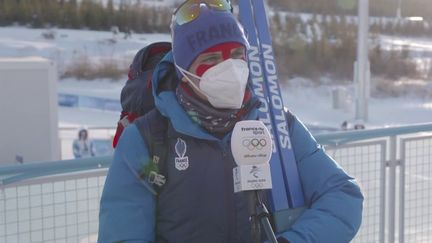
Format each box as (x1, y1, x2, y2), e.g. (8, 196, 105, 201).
(174, 138, 189, 171)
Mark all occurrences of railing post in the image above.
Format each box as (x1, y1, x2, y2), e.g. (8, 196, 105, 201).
(380, 141, 386, 243)
(399, 140, 406, 243)
(388, 136, 397, 243)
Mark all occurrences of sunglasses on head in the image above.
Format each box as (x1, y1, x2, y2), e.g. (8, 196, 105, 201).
(173, 0, 232, 26)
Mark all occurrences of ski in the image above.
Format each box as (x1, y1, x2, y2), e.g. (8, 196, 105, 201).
(238, 0, 289, 212)
(238, 0, 305, 219)
(250, 0, 305, 208)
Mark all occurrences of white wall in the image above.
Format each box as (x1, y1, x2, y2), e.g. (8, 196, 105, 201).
(0, 57, 60, 164)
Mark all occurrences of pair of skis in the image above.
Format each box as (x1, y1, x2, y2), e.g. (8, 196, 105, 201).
(237, 0, 306, 232)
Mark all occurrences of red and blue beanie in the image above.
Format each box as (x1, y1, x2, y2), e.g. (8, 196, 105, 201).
(171, 5, 249, 73)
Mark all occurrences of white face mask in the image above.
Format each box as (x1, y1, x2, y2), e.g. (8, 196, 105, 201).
(176, 59, 249, 109)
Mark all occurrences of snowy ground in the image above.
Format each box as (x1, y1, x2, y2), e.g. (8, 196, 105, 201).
(1, 26, 431, 131)
(0, 26, 170, 74)
(280, 78, 432, 130)
(57, 77, 432, 132)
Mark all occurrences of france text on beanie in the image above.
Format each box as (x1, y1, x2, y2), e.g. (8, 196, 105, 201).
(172, 6, 249, 71)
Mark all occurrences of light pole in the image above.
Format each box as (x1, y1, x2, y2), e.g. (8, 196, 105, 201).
(354, 0, 370, 122)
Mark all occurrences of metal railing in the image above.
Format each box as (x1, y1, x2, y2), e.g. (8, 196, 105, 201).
(324, 140, 386, 243)
(314, 123, 432, 243)
(400, 136, 432, 243)
(0, 157, 110, 243)
(1, 123, 432, 243)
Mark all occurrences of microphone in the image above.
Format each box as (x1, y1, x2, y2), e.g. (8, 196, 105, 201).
(231, 120, 277, 243)
(231, 120, 273, 192)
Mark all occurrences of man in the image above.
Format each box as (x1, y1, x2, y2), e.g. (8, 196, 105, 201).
(98, 1, 363, 242)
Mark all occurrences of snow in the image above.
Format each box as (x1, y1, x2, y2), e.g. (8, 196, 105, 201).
(55, 75, 432, 132)
(379, 35, 432, 55)
(59, 78, 126, 99)
(0, 26, 431, 131)
(58, 106, 119, 128)
(0, 26, 170, 74)
(281, 78, 432, 130)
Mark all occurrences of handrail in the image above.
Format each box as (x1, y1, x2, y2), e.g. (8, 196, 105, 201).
(1, 122, 432, 186)
(0, 156, 111, 186)
(314, 122, 432, 145)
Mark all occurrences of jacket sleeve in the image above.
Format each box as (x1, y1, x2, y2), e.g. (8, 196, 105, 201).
(280, 116, 364, 243)
(98, 125, 156, 243)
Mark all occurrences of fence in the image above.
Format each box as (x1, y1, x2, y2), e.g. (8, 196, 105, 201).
(325, 140, 386, 243)
(0, 157, 110, 243)
(1, 123, 432, 242)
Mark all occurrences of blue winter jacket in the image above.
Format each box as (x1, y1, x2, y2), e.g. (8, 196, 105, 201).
(98, 52, 364, 243)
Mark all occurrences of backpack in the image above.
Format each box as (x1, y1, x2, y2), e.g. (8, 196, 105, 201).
(112, 42, 172, 190)
(112, 42, 171, 148)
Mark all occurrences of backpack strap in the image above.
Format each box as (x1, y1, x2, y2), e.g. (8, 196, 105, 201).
(135, 108, 169, 192)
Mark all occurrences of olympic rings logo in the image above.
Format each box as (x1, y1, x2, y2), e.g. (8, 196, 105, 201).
(249, 182, 264, 189)
(242, 138, 267, 151)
